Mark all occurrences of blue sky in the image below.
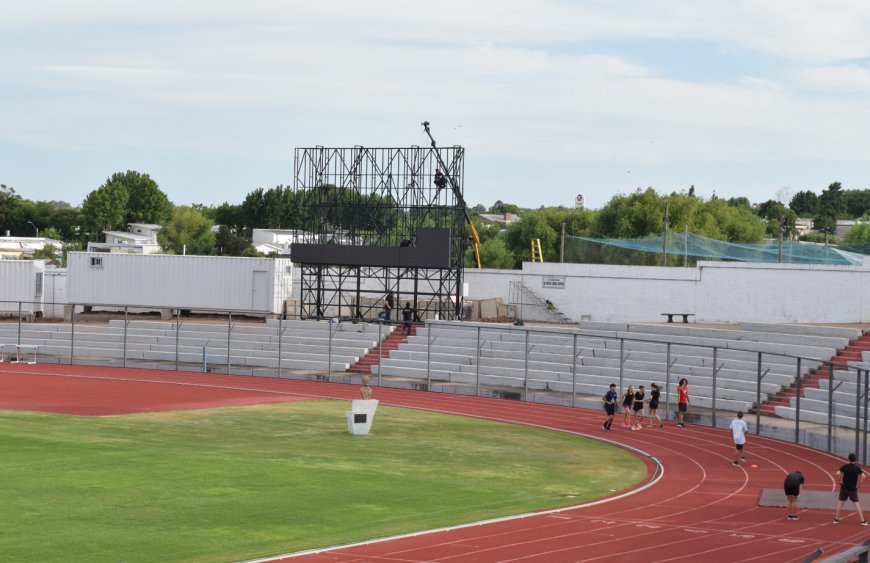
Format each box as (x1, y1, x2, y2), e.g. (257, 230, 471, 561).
(3, 1, 870, 211)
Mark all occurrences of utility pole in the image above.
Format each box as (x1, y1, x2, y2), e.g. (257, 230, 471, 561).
(662, 202, 669, 266)
(560, 222, 566, 263)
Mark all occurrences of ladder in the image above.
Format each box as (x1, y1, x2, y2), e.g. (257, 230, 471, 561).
(530, 239, 544, 262)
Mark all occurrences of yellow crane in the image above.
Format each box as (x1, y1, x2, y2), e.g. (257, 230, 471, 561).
(422, 121, 482, 268)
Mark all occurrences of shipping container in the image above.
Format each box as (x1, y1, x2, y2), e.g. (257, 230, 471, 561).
(0, 260, 45, 315)
(67, 253, 293, 314)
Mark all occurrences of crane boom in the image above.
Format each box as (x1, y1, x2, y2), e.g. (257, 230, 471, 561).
(421, 121, 481, 269)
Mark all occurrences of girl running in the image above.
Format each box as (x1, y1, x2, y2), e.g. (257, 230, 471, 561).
(621, 385, 635, 428)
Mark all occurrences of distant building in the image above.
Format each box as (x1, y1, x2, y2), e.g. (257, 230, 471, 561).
(88, 223, 162, 254)
(0, 235, 63, 260)
(478, 212, 519, 228)
(251, 229, 306, 255)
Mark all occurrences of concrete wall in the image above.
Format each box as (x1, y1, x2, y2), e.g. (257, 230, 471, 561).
(464, 260, 870, 324)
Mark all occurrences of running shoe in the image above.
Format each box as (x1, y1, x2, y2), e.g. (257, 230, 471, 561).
(862, 520, 869, 527)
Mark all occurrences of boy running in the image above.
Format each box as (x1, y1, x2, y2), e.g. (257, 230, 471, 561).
(602, 383, 617, 431)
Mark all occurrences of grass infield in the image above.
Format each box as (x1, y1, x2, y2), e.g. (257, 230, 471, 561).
(0, 400, 646, 562)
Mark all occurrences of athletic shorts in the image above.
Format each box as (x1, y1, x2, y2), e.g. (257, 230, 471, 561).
(649, 401, 659, 409)
(784, 486, 800, 497)
(632, 404, 643, 412)
(622, 402, 633, 410)
(605, 404, 615, 415)
(678, 403, 688, 413)
(839, 488, 860, 502)
(735, 443, 745, 451)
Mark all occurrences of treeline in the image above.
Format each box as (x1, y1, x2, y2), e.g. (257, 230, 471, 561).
(2, 173, 869, 268)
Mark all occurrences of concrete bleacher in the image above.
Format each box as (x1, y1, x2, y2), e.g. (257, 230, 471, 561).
(0, 319, 386, 373)
(366, 321, 845, 413)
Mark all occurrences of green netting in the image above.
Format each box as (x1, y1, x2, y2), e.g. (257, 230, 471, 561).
(566, 232, 864, 266)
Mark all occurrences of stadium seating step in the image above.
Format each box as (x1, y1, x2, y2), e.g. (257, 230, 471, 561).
(754, 332, 870, 417)
(348, 325, 417, 374)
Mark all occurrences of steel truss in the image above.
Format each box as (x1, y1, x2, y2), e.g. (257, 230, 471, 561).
(294, 146, 466, 320)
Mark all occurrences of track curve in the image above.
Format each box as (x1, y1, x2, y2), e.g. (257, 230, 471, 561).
(0, 364, 866, 562)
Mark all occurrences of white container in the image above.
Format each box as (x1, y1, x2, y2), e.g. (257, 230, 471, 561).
(67, 253, 293, 314)
(0, 260, 45, 315)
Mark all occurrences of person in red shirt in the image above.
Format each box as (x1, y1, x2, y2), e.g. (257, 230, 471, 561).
(676, 378, 689, 428)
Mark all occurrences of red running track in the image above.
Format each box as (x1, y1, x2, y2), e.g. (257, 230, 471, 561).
(0, 363, 867, 562)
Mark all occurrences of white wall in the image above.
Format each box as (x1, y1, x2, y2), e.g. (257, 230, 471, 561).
(0, 260, 45, 314)
(464, 260, 870, 324)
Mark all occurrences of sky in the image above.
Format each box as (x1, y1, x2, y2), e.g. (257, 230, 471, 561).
(3, 1, 870, 212)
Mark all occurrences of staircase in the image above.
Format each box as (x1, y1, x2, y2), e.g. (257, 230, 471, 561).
(757, 333, 870, 416)
(509, 281, 572, 324)
(347, 325, 417, 374)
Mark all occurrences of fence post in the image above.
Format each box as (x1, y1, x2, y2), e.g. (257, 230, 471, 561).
(69, 305, 75, 365)
(175, 311, 180, 371)
(618, 339, 624, 395)
(426, 323, 431, 391)
(123, 306, 128, 369)
(795, 358, 802, 445)
(475, 326, 481, 398)
(756, 352, 762, 434)
(828, 363, 834, 453)
(377, 321, 383, 387)
(277, 320, 282, 378)
(327, 319, 333, 383)
(665, 343, 671, 422)
(17, 302, 22, 346)
(523, 329, 529, 401)
(712, 347, 718, 429)
(856, 368, 862, 463)
(226, 312, 232, 375)
(571, 333, 577, 408)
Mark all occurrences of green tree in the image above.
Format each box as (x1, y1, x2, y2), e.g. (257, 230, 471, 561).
(0, 184, 21, 234)
(215, 225, 254, 256)
(844, 222, 870, 244)
(121, 171, 172, 225)
(843, 189, 870, 219)
(814, 182, 846, 231)
(789, 190, 819, 216)
(157, 206, 216, 255)
(504, 211, 558, 262)
(475, 237, 517, 269)
(81, 178, 131, 236)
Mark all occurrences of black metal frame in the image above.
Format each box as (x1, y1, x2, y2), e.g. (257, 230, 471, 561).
(293, 146, 466, 320)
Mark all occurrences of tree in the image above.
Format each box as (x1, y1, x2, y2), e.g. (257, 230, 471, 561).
(814, 182, 846, 231)
(504, 211, 558, 262)
(0, 184, 21, 234)
(121, 171, 172, 225)
(81, 182, 128, 237)
(215, 225, 254, 256)
(157, 206, 216, 255)
(727, 196, 751, 209)
(789, 190, 819, 217)
(844, 222, 870, 244)
(475, 237, 517, 269)
(843, 189, 870, 219)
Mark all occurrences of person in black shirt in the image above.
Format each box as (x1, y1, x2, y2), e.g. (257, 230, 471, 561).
(646, 383, 663, 428)
(631, 385, 645, 430)
(783, 471, 804, 520)
(401, 302, 413, 335)
(834, 453, 868, 525)
(602, 383, 617, 431)
(383, 291, 395, 322)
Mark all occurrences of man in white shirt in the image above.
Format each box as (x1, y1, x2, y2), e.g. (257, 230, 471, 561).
(730, 411, 749, 466)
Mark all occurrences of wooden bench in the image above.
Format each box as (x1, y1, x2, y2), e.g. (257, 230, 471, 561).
(661, 313, 695, 323)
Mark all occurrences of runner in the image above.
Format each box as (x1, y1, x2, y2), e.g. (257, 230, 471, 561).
(631, 385, 646, 430)
(647, 383, 663, 428)
(602, 383, 618, 431)
(834, 453, 868, 526)
(676, 378, 689, 427)
(784, 471, 804, 520)
(621, 385, 635, 428)
(730, 411, 748, 466)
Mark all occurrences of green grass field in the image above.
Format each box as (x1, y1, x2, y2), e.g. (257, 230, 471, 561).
(0, 400, 645, 562)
